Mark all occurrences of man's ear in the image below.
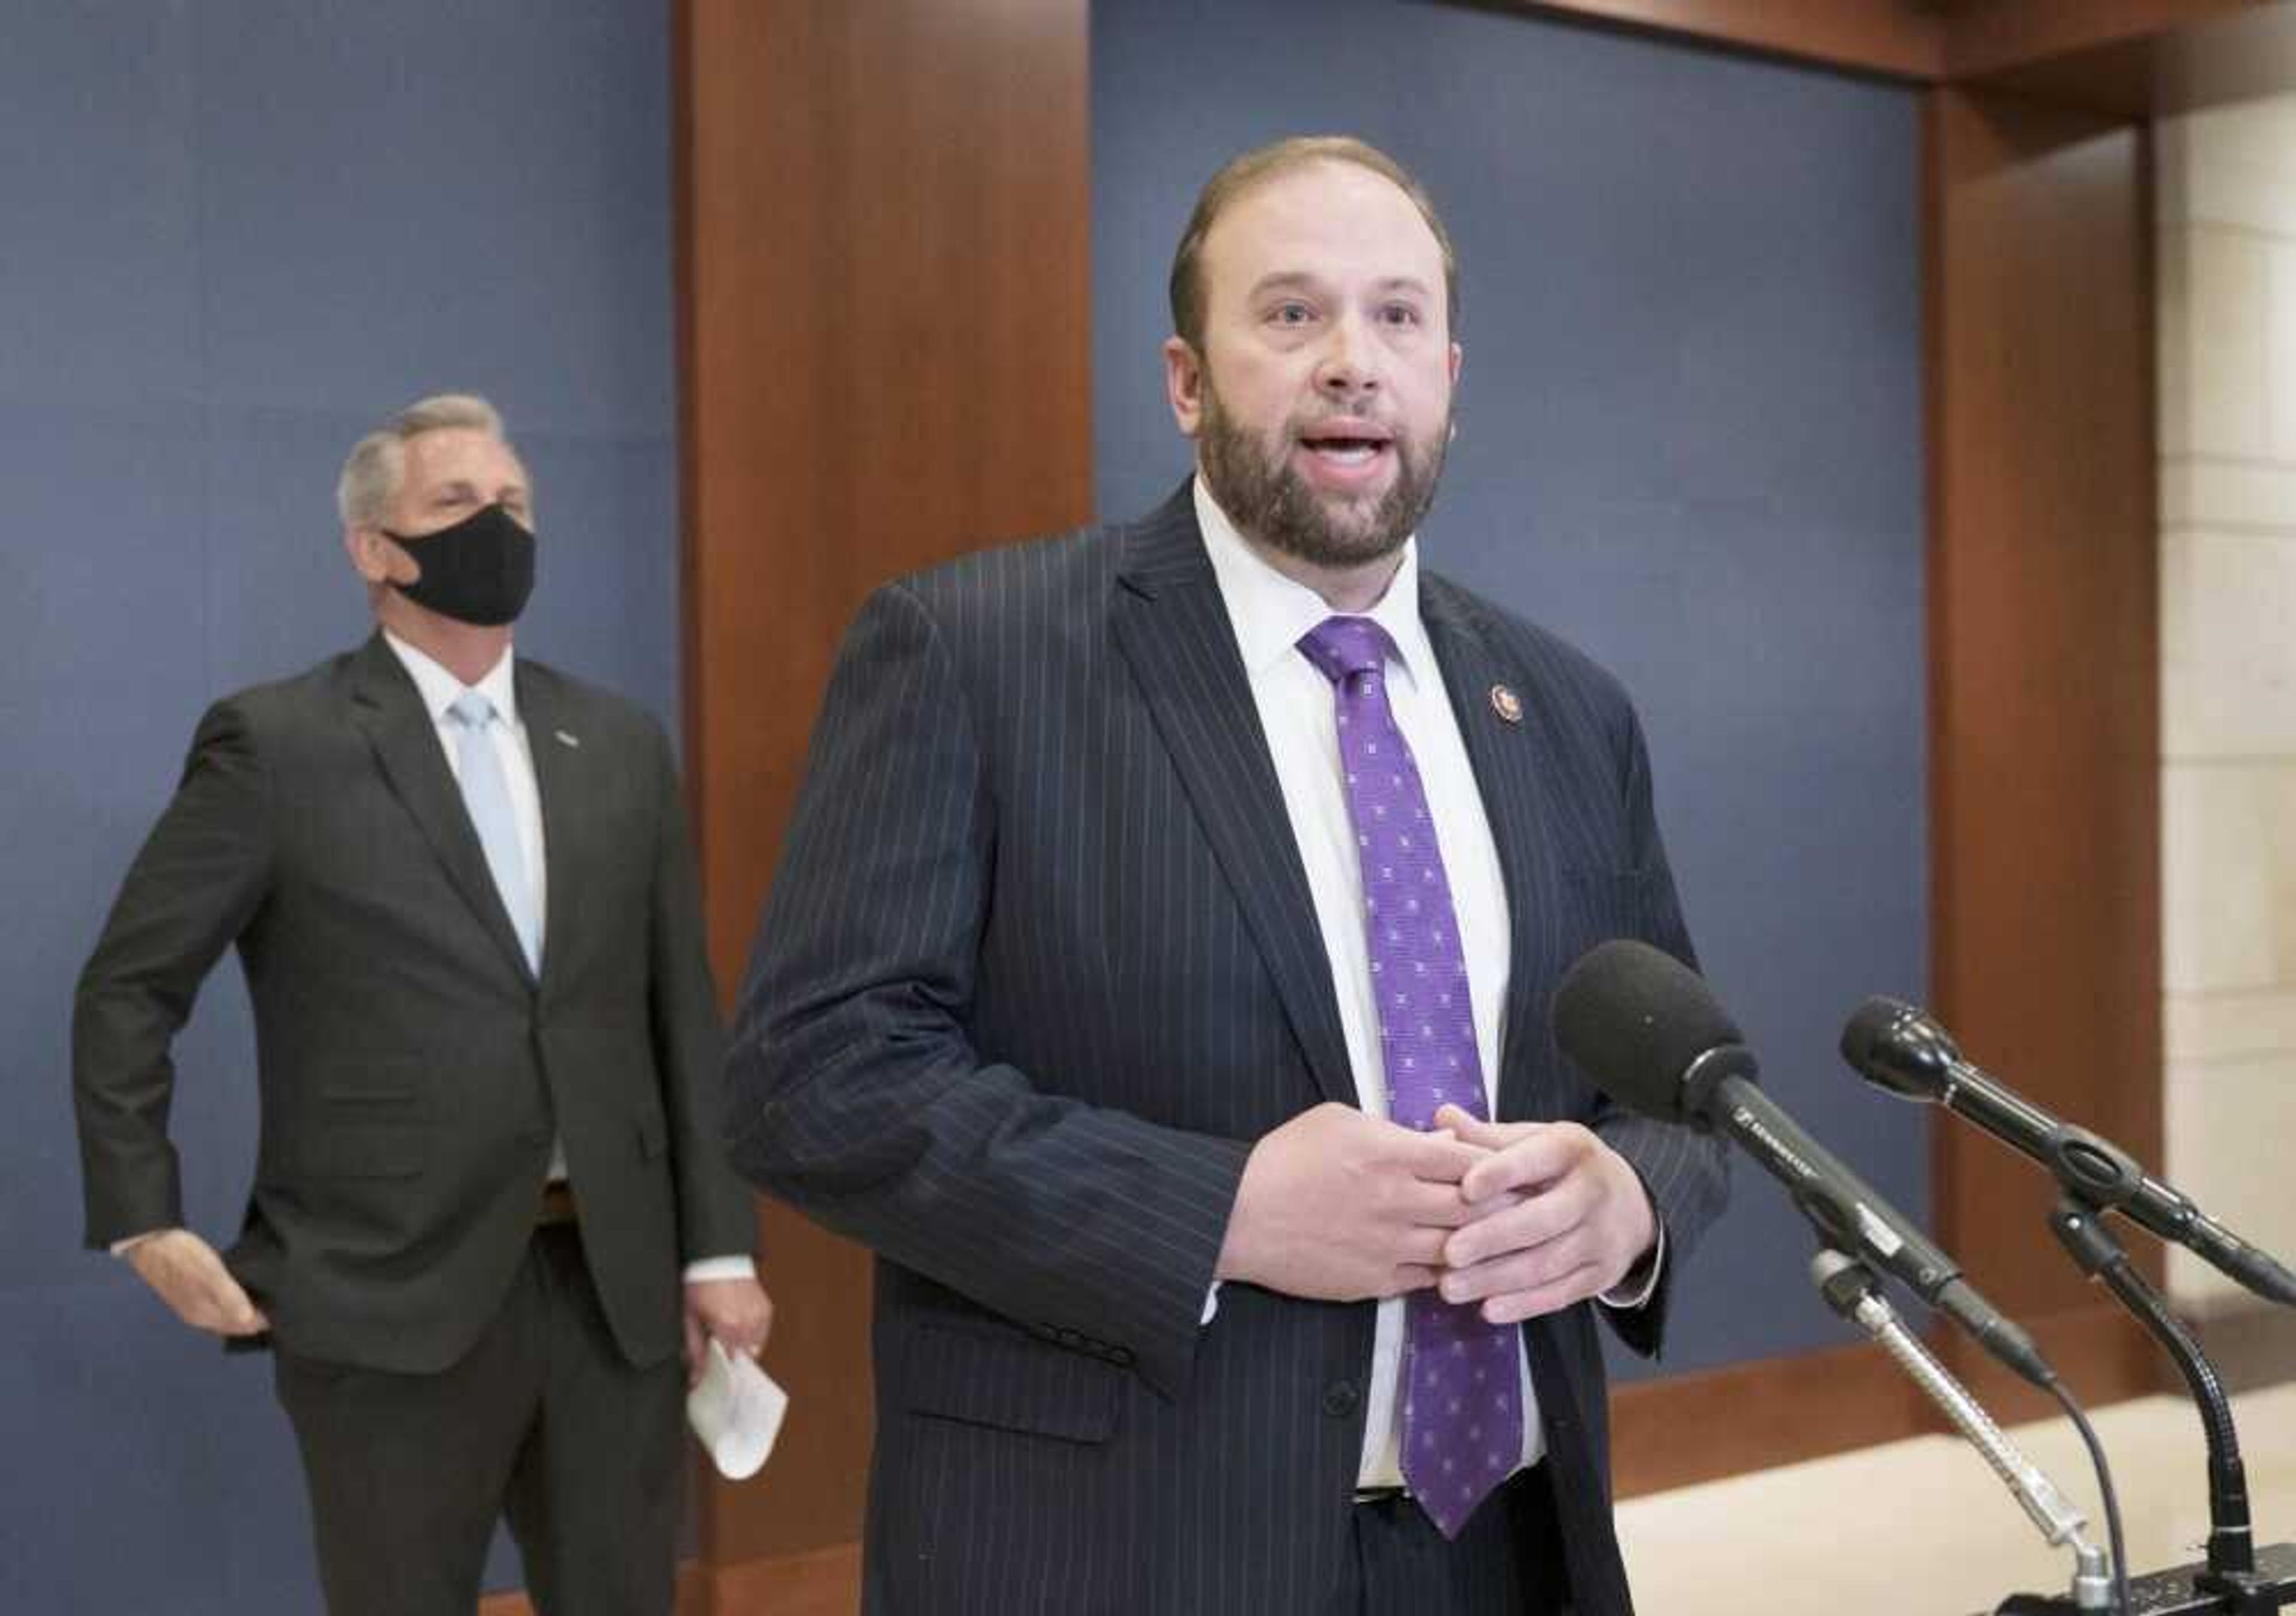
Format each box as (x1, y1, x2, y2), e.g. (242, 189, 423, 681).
(346, 526, 416, 586)
(1164, 336, 1205, 439)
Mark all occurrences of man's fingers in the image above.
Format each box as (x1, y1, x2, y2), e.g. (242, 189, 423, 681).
(216, 1288, 269, 1335)
(1389, 1227, 1454, 1269)
(1445, 1177, 1592, 1268)
(1439, 1226, 1593, 1302)
(1456, 1129, 1582, 1203)
(1384, 1263, 1443, 1297)
(1476, 1264, 1607, 1325)
(1388, 1178, 1483, 1230)
(1433, 1103, 1512, 1150)
(138, 1236, 268, 1336)
(1392, 1126, 1485, 1183)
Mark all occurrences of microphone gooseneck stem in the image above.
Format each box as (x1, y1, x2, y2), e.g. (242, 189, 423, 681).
(1810, 1251, 2111, 1610)
(2049, 1198, 2255, 1579)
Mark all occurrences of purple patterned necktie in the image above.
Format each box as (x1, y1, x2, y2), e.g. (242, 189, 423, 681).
(1299, 615, 1522, 1540)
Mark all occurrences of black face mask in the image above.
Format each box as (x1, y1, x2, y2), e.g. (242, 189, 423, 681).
(381, 503, 536, 627)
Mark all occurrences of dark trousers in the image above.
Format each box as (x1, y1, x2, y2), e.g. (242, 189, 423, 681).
(1332, 1467, 1575, 1616)
(271, 1224, 685, 1616)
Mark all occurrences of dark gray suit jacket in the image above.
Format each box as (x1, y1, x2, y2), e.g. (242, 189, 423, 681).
(74, 633, 755, 1374)
(726, 489, 1727, 1615)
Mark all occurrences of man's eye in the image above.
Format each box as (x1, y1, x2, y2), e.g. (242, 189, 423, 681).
(1379, 303, 1421, 327)
(1270, 302, 1313, 326)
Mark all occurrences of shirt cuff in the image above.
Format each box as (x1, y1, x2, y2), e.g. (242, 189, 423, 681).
(683, 1255, 758, 1284)
(110, 1229, 173, 1258)
(1201, 1281, 1222, 1327)
(1597, 1220, 1666, 1310)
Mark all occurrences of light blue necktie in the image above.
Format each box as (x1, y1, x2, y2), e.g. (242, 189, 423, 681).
(447, 691, 541, 973)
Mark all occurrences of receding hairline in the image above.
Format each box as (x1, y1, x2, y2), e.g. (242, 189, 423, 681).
(1168, 137, 1460, 350)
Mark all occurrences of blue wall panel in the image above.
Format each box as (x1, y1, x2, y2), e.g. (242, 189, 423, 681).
(0, 3, 680, 1606)
(1093, 0, 1930, 1379)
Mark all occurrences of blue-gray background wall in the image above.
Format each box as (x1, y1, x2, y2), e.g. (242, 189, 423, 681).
(0, 4, 679, 1609)
(1093, 0, 1931, 1379)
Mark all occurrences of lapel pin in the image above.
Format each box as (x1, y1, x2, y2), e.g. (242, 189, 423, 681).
(554, 730, 580, 749)
(1489, 685, 1522, 725)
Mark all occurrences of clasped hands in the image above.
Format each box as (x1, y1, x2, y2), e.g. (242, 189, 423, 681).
(1215, 1101, 1657, 1324)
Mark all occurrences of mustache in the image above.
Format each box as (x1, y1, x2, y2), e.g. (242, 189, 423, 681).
(1293, 414, 1395, 444)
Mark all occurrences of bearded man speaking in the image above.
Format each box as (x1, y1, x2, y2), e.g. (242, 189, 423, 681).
(725, 138, 1726, 1616)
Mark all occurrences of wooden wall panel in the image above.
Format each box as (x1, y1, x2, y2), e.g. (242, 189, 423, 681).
(1942, 0, 2261, 80)
(678, 0, 1092, 1597)
(1512, 0, 2269, 86)
(1924, 84, 2163, 1422)
(1611, 1340, 1934, 1498)
(1510, 0, 1944, 78)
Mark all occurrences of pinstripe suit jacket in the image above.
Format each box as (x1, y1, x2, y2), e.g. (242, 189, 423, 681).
(726, 487, 1727, 1615)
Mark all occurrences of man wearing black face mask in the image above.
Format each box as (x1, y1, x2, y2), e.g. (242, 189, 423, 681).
(71, 393, 773, 1616)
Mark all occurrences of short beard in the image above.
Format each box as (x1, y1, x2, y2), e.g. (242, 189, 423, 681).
(1196, 375, 1448, 572)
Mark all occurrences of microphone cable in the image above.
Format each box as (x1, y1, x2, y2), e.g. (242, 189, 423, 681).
(2047, 1376, 2132, 1616)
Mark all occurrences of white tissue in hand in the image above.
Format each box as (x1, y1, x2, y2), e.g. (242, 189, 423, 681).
(686, 1339, 787, 1480)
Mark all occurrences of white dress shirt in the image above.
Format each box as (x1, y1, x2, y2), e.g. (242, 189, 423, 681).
(1194, 479, 1662, 1490)
(1192, 481, 1541, 1488)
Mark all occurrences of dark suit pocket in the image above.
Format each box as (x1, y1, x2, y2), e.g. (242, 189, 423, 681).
(287, 1124, 425, 1179)
(903, 1322, 1119, 1444)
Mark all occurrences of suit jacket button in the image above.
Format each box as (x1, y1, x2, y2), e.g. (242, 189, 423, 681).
(1322, 1379, 1360, 1418)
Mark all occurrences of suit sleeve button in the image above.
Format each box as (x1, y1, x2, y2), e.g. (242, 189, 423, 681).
(1322, 1379, 1360, 1417)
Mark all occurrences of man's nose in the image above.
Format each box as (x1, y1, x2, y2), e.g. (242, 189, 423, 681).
(1314, 315, 1379, 397)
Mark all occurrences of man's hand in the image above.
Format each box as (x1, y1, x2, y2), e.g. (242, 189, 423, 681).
(126, 1229, 270, 1337)
(1433, 1105, 1657, 1325)
(1216, 1102, 1486, 1302)
(682, 1276, 775, 1385)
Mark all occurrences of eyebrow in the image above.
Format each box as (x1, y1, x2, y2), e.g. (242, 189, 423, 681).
(1246, 271, 1436, 301)
(432, 478, 528, 503)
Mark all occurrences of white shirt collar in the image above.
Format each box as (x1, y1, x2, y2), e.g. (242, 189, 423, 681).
(1190, 475, 1434, 689)
(381, 629, 519, 728)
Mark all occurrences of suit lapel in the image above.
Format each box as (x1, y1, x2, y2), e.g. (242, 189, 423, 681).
(1109, 490, 1358, 1108)
(347, 634, 538, 988)
(516, 663, 579, 993)
(1421, 582, 1560, 1125)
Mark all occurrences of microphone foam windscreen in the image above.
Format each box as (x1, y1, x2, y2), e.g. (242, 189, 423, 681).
(1553, 939, 1741, 1122)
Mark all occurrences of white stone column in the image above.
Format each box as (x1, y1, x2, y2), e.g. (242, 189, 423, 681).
(2157, 96, 2296, 1313)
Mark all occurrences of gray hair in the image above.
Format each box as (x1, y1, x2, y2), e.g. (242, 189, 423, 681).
(336, 393, 512, 529)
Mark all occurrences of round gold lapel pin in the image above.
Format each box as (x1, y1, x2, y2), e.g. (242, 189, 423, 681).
(1490, 685, 1523, 725)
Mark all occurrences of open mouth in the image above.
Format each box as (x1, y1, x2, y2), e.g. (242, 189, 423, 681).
(1296, 423, 1394, 469)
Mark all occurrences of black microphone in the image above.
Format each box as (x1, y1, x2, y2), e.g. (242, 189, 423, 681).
(1842, 996, 2296, 1309)
(1555, 939, 2055, 1388)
